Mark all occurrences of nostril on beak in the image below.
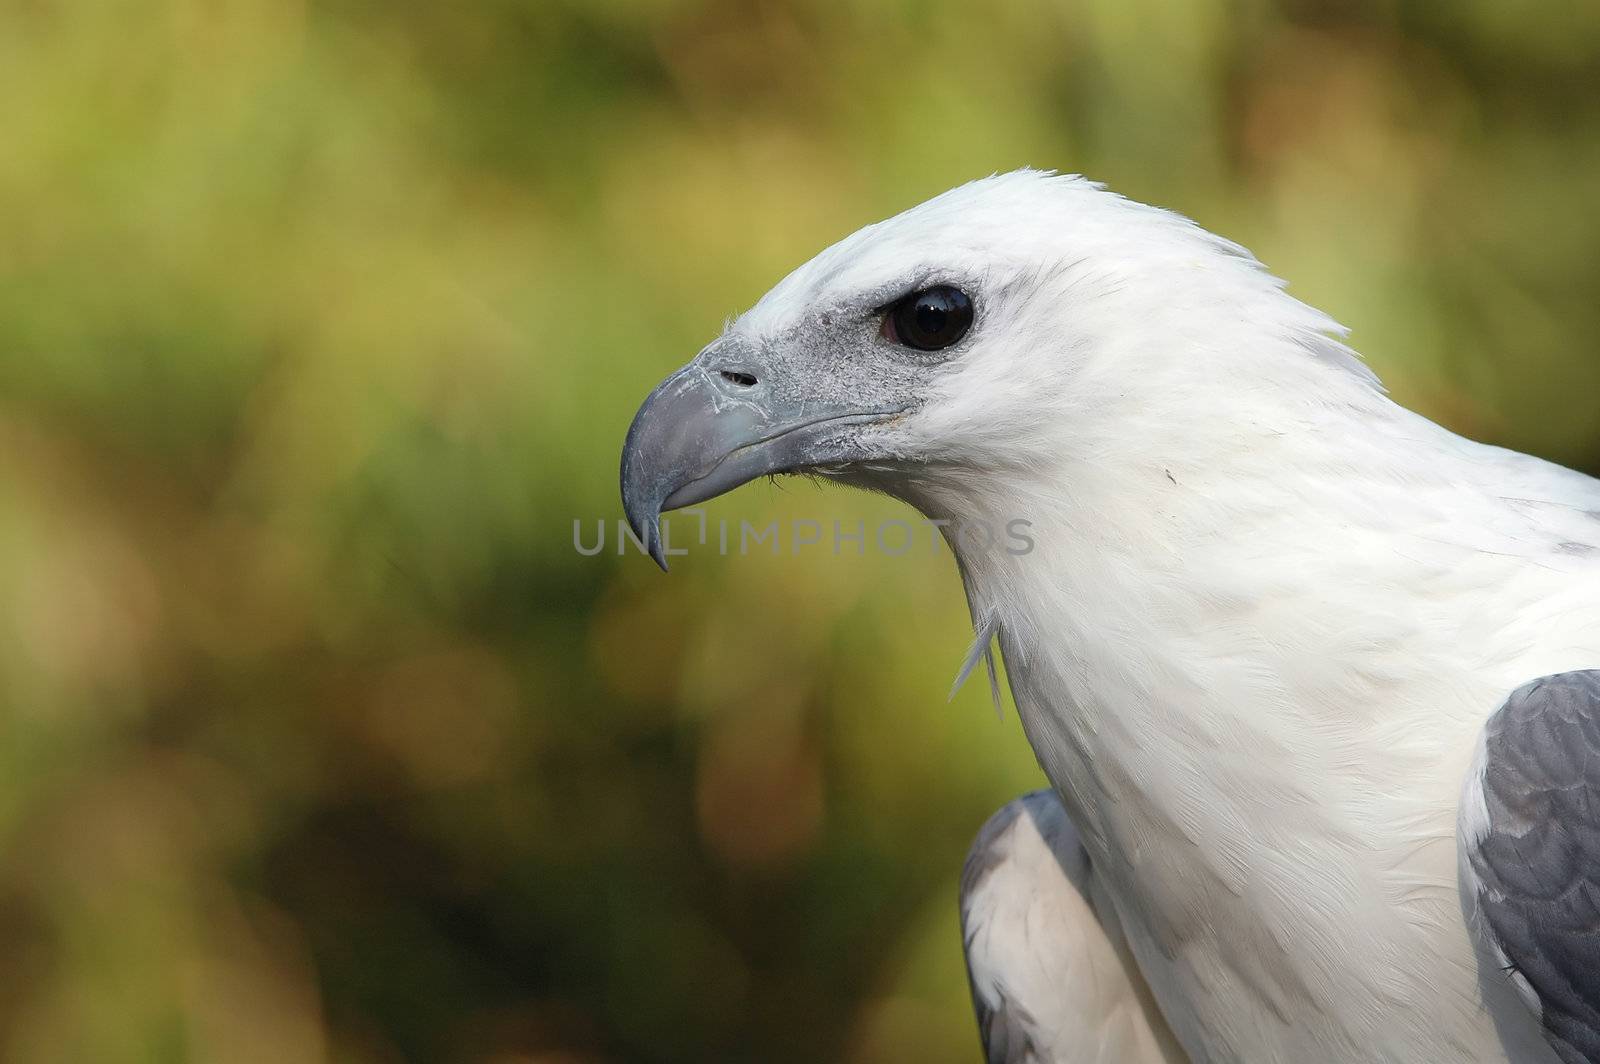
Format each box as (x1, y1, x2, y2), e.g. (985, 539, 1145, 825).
(719, 370, 759, 388)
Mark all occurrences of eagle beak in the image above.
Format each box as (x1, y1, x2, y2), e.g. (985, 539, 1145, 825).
(620, 353, 902, 571)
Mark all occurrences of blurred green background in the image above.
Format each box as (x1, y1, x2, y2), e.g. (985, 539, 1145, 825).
(2, 0, 1598, 1060)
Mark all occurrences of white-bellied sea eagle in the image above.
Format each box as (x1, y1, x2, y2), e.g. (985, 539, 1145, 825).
(619, 171, 1600, 1063)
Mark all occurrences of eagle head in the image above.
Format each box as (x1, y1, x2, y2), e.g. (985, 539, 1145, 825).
(620, 170, 1374, 569)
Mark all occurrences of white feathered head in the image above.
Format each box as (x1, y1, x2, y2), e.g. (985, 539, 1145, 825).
(622, 170, 1378, 566)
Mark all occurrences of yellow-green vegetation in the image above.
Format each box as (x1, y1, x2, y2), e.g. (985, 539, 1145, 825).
(0, 1, 1596, 1060)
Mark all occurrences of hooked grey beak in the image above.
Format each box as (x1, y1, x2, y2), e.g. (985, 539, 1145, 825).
(620, 352, 903, 571)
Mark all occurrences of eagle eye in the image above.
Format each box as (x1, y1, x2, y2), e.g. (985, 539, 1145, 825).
(883, 285, 973, 352)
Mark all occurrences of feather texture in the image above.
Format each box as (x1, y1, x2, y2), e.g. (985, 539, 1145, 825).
(726, 171, 1600, 1062)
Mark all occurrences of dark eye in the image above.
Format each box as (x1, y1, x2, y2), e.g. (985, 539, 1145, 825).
(883, 285, 974, 351)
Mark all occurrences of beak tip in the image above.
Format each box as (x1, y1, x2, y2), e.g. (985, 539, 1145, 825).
(640, 515, 669, 572)
(622, 502, 670, 573)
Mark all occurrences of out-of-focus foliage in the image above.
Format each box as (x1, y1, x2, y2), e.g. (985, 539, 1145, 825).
(0, 0, 1596, 1060)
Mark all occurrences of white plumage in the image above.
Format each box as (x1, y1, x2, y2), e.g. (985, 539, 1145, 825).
(621, 171, 1600, 1062)
(962, 791, 1186, 1063)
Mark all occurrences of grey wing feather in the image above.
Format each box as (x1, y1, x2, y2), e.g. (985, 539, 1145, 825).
(972, 989, 1042, 1064)
(1466, 670, 1600, 1064)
